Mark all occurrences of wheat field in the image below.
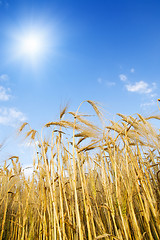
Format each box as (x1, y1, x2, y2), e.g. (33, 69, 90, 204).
(0, 100, 160, 240)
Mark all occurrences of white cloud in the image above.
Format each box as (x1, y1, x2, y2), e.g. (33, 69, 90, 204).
(0, 74, 9, 81)
(0, 86, 11, 101)
(0, 107, 26, 127)
(140, 100, 156, 108)
(125, 81, 154, 94)
(150, 93, 157, 98)
(97, 77, 102, 84)
(106, 81, 116, 86)
(130, 68, 135, 73)
(119, 74, 127, 81)
(97, 78, 115, 87)
(151, 82, 157, 89)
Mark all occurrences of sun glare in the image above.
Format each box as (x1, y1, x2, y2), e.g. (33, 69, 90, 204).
(9, 20, 59, 68)
(10, 25, 51, 66)
(19, 32, 44, 59)
(21, 34, 42, 56)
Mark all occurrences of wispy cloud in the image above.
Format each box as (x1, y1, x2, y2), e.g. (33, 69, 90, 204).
(0, 74, 26, 127)
(125, 81, 156, 94)
(0, 86, 11, 101)
(140, 100, 156, 108)
(0, 74, 9, 82)
(97, 77, 102, 84)
(105, 81, 116, 87)
(130, 68, 135, 73)
(119, 74, 127, 81)
(0, 108, 26, 127)
(98, 77, 115, 87)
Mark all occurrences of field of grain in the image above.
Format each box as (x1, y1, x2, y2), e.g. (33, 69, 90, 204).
(0, 100, 160, 240)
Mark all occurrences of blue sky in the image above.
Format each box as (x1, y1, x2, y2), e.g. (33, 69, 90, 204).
(0, 0, 160, 165)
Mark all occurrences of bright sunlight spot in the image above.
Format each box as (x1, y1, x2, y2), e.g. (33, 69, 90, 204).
(20, 34, 42, 56)
(19, 32, 44, 59)
(9, 24, 53, 66)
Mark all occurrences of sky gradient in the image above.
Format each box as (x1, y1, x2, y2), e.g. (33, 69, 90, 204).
(0, 0, 160, 165)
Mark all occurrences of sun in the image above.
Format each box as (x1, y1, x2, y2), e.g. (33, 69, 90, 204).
(21, 34, 42, 56)
(8, 21, 58, 68)
(19, 32, 44, 59)
(9, 26, 51, 65)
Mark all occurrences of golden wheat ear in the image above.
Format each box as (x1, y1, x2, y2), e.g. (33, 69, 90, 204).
(19, 122, 28, 133)
(60, 103, 69, 119)
(157, 98, 160, 111)
(157, 170, 160, 183)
